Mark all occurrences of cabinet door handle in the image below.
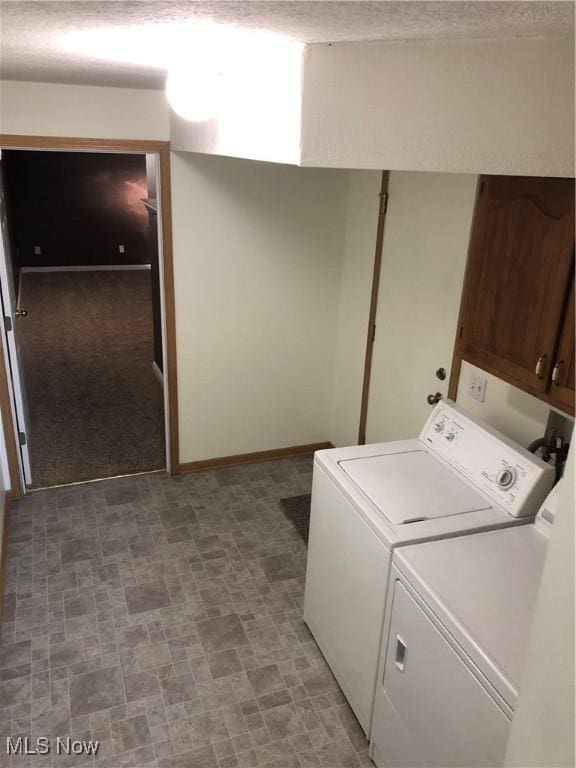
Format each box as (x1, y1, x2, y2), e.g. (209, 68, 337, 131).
(552, 361, 564, 386)
(535, 355, 547, 379)
(394, 635, 407, 672)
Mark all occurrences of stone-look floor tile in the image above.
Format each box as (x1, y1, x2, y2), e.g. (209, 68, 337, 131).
(258, 690, 292, 711)
(159, 506, 198, 528)
(1, 459, 370, 768)
(186, 709, 230, 746)
(31, 704, 70, 738)
(124, 670, 161, 703)
(159, 674, 198, 706)
(124, 582, 172, 615)
(247, 664, 285, 697)
(110, 714, 152, 752)
(299, 666, 339, 698)
(61, 537, 99, 564)
(64, 596, 95, 619)
(336, 705, 367, 752)
(69, 666, 125, 716)
(104, 489, 140, 507)
(317, 740, 363, 768)
(0, 640, 31, 669)
(299, 750, 322, 767)
(260, 555, 299, 583)
(262, 703, 305, 741)
(208, 649, 243, 680)
(0, 675, 31, 707)
(197, 614, 249, 654)
(158, 744, 218, 768)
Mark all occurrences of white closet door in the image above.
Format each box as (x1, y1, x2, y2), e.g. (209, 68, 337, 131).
(365, 172, 477, 443)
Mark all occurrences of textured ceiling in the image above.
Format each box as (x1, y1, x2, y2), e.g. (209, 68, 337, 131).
(1, 1, 574, 90)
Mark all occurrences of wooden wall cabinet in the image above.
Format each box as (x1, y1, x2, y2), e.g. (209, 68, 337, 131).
(452, 175, 575, 416)
(550, 279, 575, 412)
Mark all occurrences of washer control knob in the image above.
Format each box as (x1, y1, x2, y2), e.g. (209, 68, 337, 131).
(445, 432, 455, 442)
(434, 422, 444, 433)
(496, 467, 517, 490)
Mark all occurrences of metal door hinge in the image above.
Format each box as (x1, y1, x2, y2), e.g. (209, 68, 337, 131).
(19, 431, 27, 446)
(4, 315, 12, 332)
(381, 191, 389, 214)
(371, 323, 376, 343)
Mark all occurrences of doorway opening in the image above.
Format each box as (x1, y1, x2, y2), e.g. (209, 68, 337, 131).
(0, 140, 177, 493)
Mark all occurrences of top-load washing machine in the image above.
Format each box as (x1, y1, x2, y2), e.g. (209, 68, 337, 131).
(303, 400, 555, 734)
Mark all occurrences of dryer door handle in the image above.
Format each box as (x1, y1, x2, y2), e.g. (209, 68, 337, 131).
(394, 635, 407, 672)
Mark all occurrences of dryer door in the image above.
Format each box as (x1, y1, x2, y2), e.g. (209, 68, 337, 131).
(373, 579, 510, 768)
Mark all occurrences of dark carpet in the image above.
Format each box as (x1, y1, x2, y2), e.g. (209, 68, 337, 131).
(19, 270, 165, 488)
(280, 493, 312, 543)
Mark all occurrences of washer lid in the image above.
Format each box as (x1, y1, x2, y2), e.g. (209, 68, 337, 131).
(338, 450, 492, 524)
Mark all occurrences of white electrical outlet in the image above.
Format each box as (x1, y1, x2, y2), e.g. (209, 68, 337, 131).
(468, 371, 487, 403)
(33, 245, 41, 255)
(118, 244, 125, 254)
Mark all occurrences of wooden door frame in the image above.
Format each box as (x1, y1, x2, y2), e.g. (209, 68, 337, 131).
(358, 170, 390, 445)
(0, 134, 179, 498)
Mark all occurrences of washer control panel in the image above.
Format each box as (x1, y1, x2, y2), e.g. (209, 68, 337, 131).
(421, 401, 555, 517)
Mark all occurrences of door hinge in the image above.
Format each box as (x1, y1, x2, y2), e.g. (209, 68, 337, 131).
(19, 431, 27, 446)
(4, 315, 12, 332)
(371, 323, 376, 343)
(382, 191, 389, 214)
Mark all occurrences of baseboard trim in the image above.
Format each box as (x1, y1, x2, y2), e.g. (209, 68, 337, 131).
(20, 265, 151, 273)
(152, 361, 164, 386)
(0, 493, 10, 626)
(177, 442, 334, 474)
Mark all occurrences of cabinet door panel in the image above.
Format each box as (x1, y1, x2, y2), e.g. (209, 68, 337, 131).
(550, 277, 575, 413)
(461, 176, 574, 394)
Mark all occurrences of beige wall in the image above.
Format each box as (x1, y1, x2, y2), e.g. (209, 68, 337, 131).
(171, 152, 348, 463)
(0, 80, 169, 140)
(329, 170, 381, 447)
(301, 38, 574, 176)
(504, 450, 575, 767)
(456, 361, 551, 448)
(172, 36, 574, 174)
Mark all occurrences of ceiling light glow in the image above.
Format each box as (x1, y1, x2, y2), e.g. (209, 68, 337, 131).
(59, 21, 303, 124)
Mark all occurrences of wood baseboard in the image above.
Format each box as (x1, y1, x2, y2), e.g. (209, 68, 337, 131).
(20, 265, 151, 273)
(177, 442, 334, 474)
(0, 493, 10, 625)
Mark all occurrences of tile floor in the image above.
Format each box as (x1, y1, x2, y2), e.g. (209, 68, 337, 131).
(0, 458, 371, 767)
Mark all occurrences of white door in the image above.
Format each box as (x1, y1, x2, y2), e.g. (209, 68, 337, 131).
(0, 152, 32, 485)
(365, 171, 478, 443)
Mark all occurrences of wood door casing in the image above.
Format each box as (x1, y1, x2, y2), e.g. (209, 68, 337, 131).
(549, 276, 575, 412)
(459, 176, 575, 396)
